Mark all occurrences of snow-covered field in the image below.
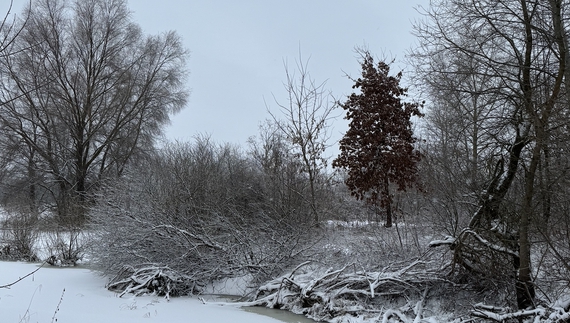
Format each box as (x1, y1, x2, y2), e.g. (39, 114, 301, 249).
(0, 261, 289, 323)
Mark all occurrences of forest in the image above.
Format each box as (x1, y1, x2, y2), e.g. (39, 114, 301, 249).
(1, 0, 570, 322)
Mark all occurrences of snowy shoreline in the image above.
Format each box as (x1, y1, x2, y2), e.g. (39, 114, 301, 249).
(0, 261, 291, 323)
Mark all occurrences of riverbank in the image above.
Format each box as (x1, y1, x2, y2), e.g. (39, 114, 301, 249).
(0, 261, 285, 323)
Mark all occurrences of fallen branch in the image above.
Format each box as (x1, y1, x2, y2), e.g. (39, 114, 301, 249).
(253, 259, 443, 322)
(470, 302, 570, 322)
(429, 230, 517, 258)
(0, 261, 46, 289)
(471, 307, 544, 321)
(106, 265, 201, 299)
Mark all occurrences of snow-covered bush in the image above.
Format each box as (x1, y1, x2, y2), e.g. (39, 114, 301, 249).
(90, 138, 324, 295)
(0, 210, 39, 261)
(44, 229, 86, 266)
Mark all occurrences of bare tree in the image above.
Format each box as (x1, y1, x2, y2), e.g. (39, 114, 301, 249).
(248, 121, 323, 226)
(410, 29, 513, 239)
(413, 0, 570, 309)
(0, 0, 188, 225)
(268, 55, 336, 224)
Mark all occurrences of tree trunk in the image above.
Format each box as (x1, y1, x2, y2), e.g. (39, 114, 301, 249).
(517, 143, 539, 309)
(515, 1, 536, 309)
(384, 176, 392, 228)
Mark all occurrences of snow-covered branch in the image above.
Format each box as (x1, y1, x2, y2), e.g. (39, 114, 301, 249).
(252, 259, 442, 322)
(0, 260, 46, 289)
(460, 230, 518, 258)
(430, 230, 517, 258)
(470, 302, 570, 322)
(106, 265, 200, 300)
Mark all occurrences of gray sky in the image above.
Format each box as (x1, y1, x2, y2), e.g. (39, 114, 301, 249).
(2, 0, 430, 150)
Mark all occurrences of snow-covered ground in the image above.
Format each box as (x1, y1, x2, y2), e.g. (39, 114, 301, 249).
(0, 261, 289, 323)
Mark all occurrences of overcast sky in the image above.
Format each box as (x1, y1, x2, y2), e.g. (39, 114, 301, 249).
(2, 0, 430, 150)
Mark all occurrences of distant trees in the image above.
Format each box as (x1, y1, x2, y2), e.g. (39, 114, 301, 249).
(333, 51, 422, 228)
(248, 123, 318, 226)
(0, 0, 188, 225)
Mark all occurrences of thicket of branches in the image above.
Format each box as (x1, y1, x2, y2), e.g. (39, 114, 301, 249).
(90, 134, 337, 292)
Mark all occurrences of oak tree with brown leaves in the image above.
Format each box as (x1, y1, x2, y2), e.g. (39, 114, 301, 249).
(333, 51, 422, 228)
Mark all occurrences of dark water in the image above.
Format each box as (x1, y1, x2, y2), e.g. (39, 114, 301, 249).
(243, 306, 318, 323)
(191, 294, 316, 323)
(201, 294, 317, 323)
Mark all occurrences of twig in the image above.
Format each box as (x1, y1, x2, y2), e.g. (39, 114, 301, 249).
(18, 284, 41, 323)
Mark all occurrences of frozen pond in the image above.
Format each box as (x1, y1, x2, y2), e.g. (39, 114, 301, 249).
(0, 261, 294, 322)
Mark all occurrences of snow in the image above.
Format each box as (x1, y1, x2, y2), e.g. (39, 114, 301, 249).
(0, 261, 285, 323)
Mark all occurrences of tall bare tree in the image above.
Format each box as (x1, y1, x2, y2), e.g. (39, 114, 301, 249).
(268, 56, 336, 224)
(410, 25, 514, 238)
(0, 0, 188, 225)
